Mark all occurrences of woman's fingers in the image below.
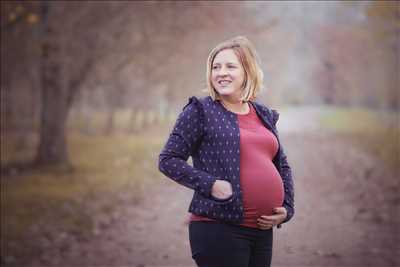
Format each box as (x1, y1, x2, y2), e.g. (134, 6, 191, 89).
(258, 217, 275, 227)
(257, 219, 273, 229)
(257, 207, 289, 230)
(273, 207, 286, 214)
(257, 217, 274, 229)
(258, 214, 284, 226)
(260, 214, 280, 223)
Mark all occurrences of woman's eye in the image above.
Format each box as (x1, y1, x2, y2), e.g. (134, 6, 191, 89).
(212, 65, 236, 70)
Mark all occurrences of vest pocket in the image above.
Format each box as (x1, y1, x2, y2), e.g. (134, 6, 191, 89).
(190, 191, 242, 223)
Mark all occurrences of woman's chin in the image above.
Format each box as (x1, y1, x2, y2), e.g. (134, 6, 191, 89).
(215, 89, 236, 96)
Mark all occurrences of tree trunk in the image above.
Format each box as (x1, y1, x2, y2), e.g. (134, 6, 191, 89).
(35, 2, 69, 166)
(36, 42, 69, 164)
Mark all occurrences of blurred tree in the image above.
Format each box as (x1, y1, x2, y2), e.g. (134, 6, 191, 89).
(36, 1, 67, 164)
(1, 1, 41, 133)
(35, 2, 98, 165)
(313, 1, 399, 110)
(31, 2, 136, 165)
(365, 1, 399, 110)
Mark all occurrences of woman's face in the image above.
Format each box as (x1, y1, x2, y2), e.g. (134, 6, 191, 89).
(211, 49, 245, 101)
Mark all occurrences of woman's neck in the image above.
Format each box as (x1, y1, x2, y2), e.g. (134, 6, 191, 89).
(220, 96, 250, 115)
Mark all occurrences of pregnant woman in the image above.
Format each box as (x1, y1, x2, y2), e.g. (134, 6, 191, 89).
(158, 36, 295, 267)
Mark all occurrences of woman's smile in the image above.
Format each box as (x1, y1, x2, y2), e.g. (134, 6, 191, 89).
(218, 79, 232, 86)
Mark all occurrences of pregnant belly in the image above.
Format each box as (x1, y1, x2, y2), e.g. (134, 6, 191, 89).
(240, 166, 284, 228)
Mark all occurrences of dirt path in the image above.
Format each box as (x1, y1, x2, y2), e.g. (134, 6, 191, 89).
(30, 130, 397, 267)
(272, 133, 399, 267)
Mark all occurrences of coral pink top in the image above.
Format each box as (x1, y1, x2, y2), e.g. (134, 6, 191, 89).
(190, 103, 284, 228)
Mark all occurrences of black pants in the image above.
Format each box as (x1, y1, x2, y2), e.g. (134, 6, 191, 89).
(189, 221, 273, 267)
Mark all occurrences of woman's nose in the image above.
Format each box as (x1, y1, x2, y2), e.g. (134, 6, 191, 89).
(219, 66, 229, 76)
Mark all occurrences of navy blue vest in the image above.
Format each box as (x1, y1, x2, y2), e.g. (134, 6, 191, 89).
(159, 96, 294, 227)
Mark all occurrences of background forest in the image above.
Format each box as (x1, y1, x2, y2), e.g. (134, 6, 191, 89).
(1, 1, 399, 266)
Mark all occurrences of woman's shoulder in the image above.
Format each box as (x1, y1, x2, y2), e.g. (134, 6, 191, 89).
(180, 96, 215, 121)
(182, 95, 213, 110)
(250, 100, 280, 125)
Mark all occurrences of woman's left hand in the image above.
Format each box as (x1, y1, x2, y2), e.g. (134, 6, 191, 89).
(257, 207, 287, 230)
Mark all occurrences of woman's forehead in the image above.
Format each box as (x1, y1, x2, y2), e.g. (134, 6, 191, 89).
(213, 49, 240, 64)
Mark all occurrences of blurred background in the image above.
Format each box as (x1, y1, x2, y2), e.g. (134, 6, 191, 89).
(1, 1, 399, 267)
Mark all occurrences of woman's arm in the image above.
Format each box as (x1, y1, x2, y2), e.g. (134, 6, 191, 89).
(280, 147, 295, 224)
(158, 97, 218, 198)
(272, 109, 295, 227)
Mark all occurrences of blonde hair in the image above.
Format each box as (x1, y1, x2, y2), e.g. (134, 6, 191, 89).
(205, 36, 264, 101)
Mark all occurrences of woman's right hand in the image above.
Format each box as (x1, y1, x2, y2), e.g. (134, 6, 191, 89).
(211, 180, 233, 200)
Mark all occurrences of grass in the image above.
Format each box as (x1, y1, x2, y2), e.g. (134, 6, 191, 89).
(1, 128, 168, 264)
(319, 106, 399, 173)
(67, 109, 177, 134)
